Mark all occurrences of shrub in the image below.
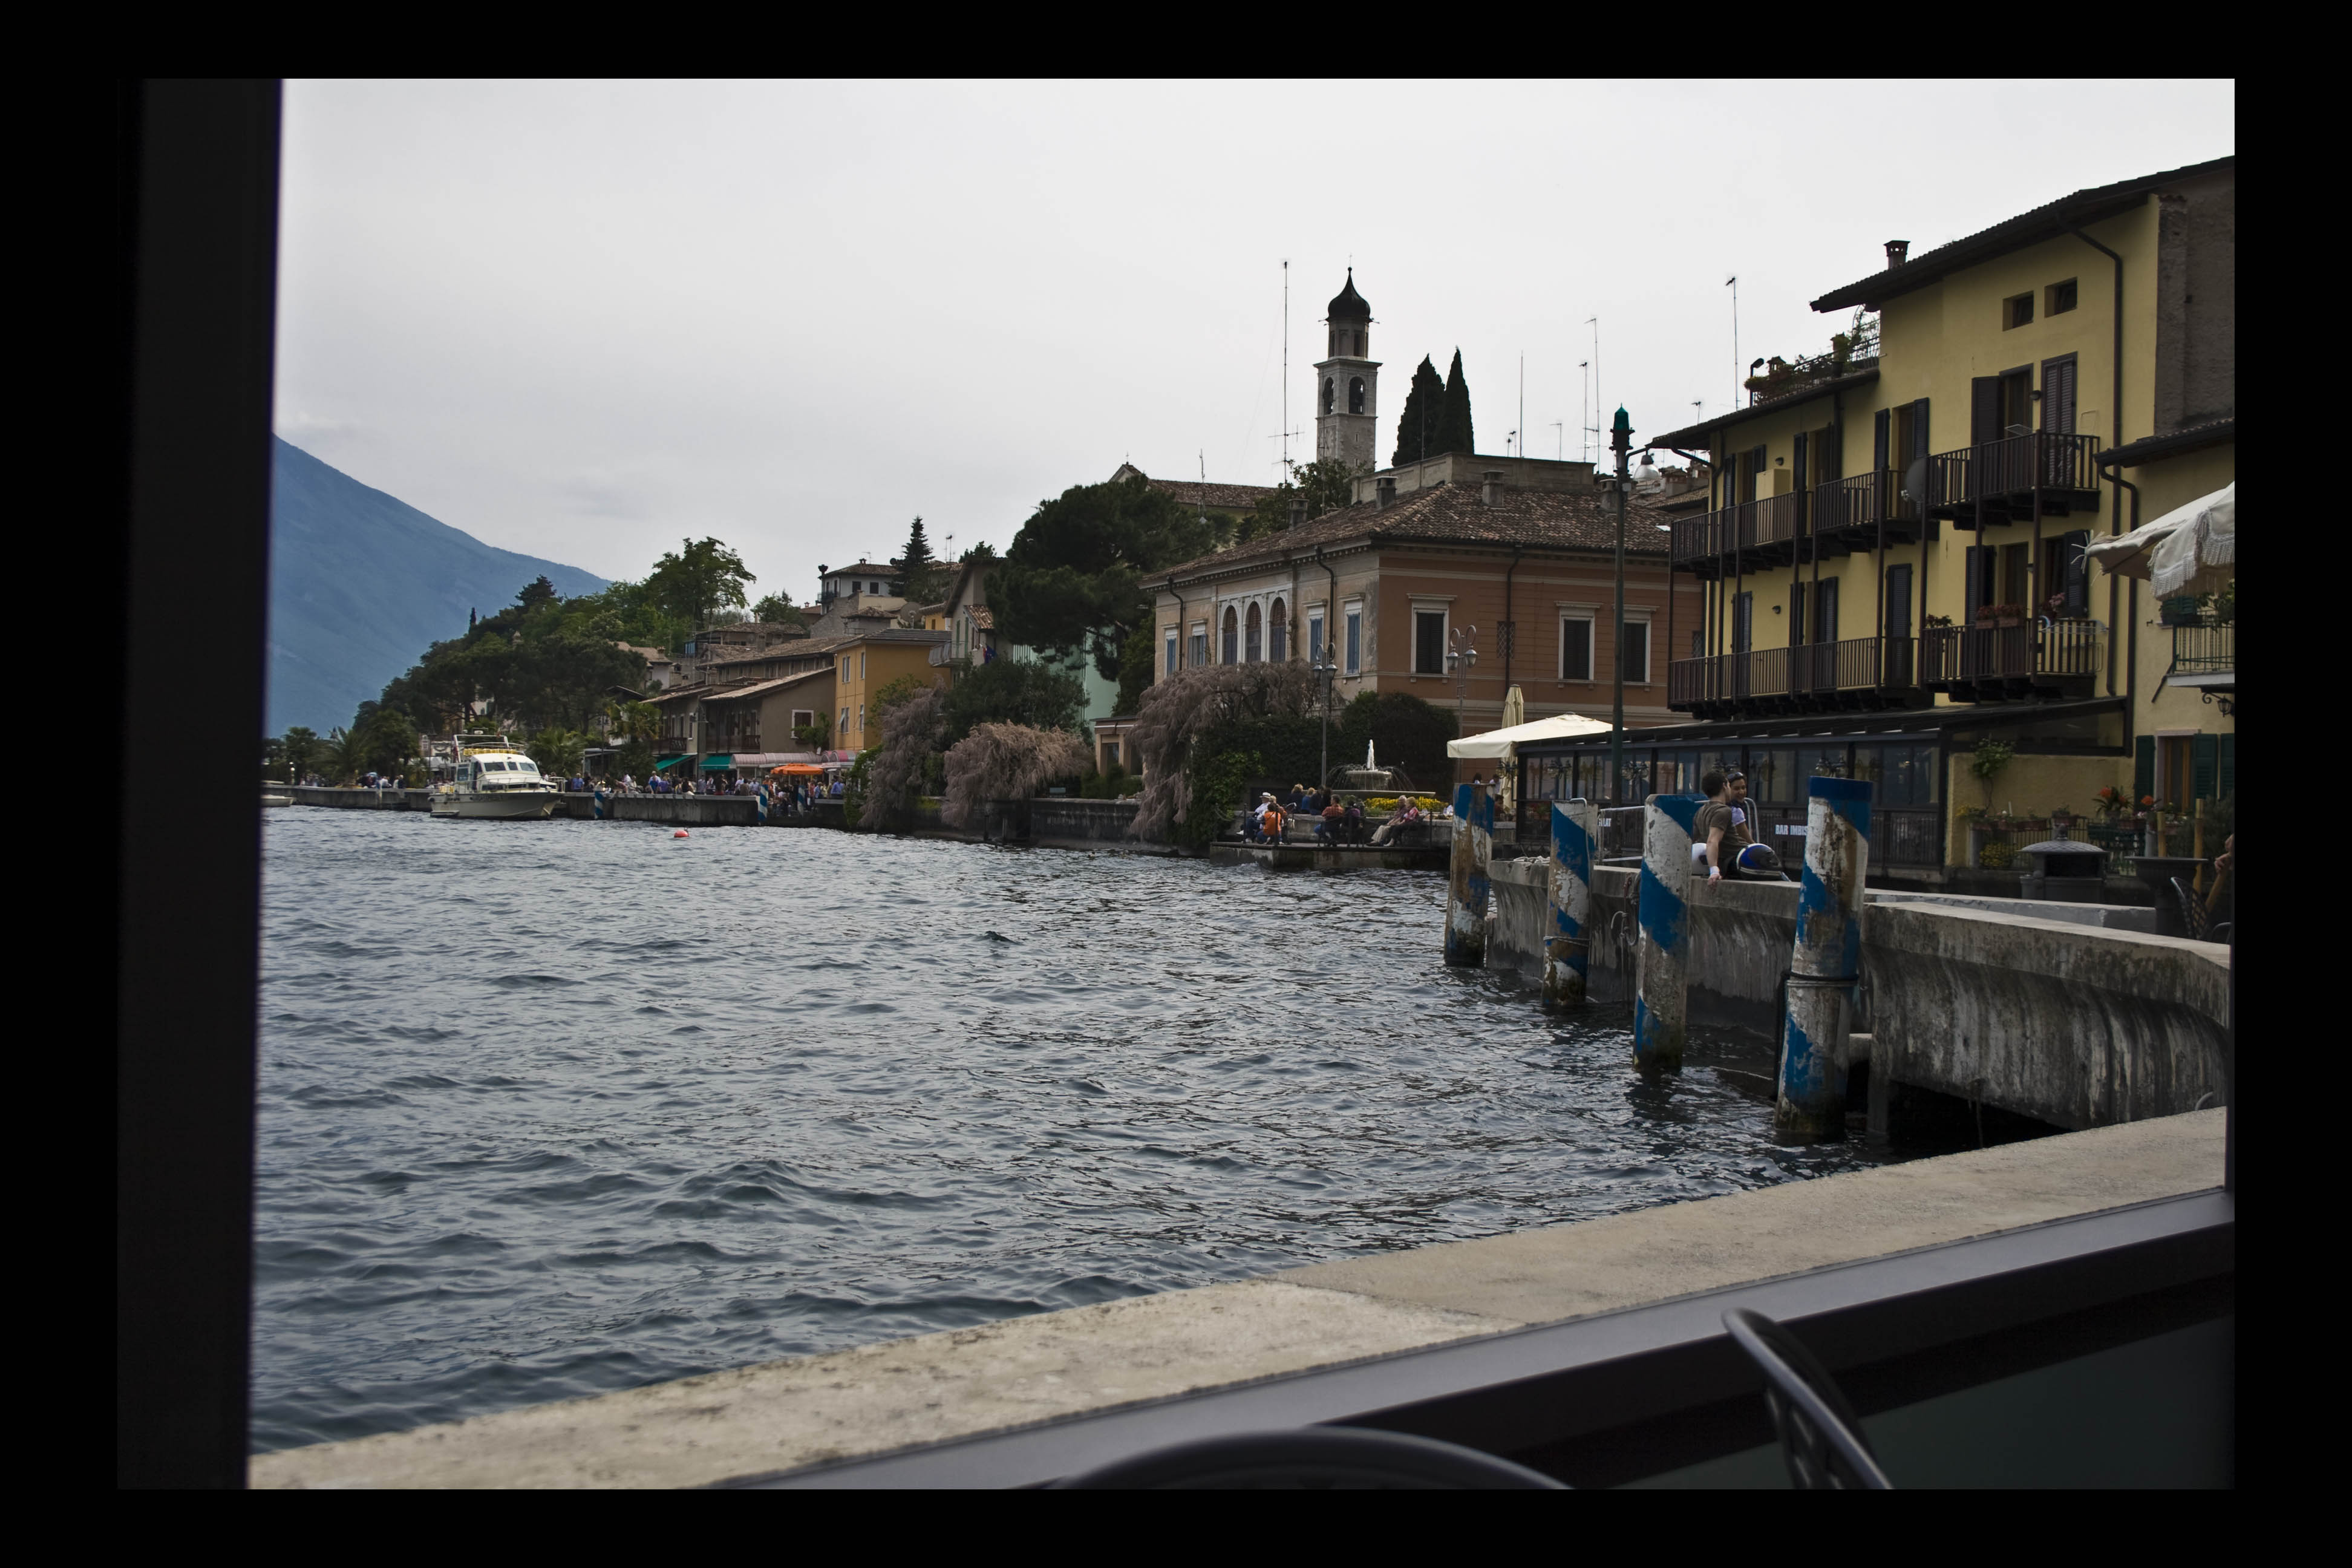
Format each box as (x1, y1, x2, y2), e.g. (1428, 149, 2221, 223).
(941, 723, 1090, 828)
(862, 684, 947, 831)
(1180, 750, 1264, 849)
(1335, 690, 1457, 791)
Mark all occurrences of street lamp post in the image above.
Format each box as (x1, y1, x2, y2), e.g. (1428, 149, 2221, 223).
(1312, 639, 1338, 789)
(1446, 623, 1479, 774)
(1610, 407, 1630, 807)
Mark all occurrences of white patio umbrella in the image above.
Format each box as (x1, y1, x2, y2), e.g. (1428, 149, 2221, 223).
(2085, 482, 2235, 599)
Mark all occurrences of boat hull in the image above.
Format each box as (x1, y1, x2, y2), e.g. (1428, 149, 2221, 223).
(431, 792, 558, 820)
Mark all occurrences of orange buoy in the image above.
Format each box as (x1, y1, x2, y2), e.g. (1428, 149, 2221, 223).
(673, 829, 690, 838)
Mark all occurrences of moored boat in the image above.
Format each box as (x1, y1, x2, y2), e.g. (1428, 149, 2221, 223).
(430, 733, 558, 820)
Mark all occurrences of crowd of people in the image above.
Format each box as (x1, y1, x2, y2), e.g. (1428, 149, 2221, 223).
(581, 770, 845, 810)
(1243, 782, 1440, 848)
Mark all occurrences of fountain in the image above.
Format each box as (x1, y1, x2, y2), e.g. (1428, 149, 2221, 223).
(1331, 740, 1406, 795)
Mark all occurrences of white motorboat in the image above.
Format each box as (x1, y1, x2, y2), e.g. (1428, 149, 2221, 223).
(430, 734, 560, 820)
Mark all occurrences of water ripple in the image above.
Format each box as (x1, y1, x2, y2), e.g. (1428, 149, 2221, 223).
(253, 812, 1906, 1453)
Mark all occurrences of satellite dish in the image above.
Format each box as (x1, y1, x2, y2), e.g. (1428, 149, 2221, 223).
(1901, 456, 1928, 506)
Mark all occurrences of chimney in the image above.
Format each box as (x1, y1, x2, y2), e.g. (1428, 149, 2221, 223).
(1287, 495, 1307, 529)
(1375, 476, 1396, 509)
(1884, 238, 1910, 268)
(1481, 469, 1504, 506)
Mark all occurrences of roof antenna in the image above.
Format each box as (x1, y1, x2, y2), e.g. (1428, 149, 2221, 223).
(1280, 260, 1290, 478)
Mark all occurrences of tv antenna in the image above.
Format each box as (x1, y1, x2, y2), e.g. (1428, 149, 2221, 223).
(1726, 275, 1740, 407)
(1550, 420, 1564, 461)
(1280, 260, 1290, 475)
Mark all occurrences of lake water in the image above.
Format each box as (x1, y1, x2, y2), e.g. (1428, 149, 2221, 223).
(253, 811, 1902, 1452)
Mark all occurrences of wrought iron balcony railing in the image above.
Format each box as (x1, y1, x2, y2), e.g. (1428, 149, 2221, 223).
(1926, 431, 2102, 527)
(1668, 635, 1916, 716)
(1920, 618, 2102, 699)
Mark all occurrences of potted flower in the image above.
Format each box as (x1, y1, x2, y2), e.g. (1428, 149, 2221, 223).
(1993, 603, 2026, 628)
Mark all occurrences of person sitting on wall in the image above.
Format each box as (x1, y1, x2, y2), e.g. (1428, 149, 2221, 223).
(1261, 798, 1287, 843)
(1318, 798, 1344, 843)
(1370, 797, 1423, 847)
(1342, 797, 1366, 844)
(1694, 769, 1756, 885)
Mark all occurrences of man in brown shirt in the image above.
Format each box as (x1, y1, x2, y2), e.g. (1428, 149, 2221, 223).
(1694, 768, 1754, 886)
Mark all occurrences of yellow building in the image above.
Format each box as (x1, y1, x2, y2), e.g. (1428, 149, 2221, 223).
(1596, 155, 2233, 883)
(828, 629, 952, 753)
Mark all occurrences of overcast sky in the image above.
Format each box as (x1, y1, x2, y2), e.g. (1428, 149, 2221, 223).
(276, 80, 2233, 598)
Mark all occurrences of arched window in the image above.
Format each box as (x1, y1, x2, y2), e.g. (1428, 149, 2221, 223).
(1322, 377, 1334, 414)
(1221, 606, 1240, 664)
(1246, 603, 1263, 662)
(1269, 599, 1288, 662)
(1348, 376, 1365, 415)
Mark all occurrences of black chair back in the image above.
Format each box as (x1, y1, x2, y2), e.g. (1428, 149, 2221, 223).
(1722, 1308, 1893, 1489)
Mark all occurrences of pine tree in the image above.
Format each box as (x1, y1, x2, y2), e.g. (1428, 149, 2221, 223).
(1391, 356, 1447, 466)
(892, 515, 936, 599)
(1435, 349, 1475, 456)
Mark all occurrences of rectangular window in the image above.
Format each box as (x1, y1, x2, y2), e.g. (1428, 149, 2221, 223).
(860, 652, 867, 680)
(1308, 610, 1325, 662)
(1813, 578, 1838, 645)
(1189, 622, 1207, 668)
(1621, 620, 1650, 684)
(1165, 627, 1178, 676)
(838, 705, 848, 735)
(1413, 609, 1446, 675)
(2046, 278, 2078, 316)
(792, 710, 813, 730)
(2004, 292, 2034, 329)
(857, 703, 865, 733)
(1344, 605, 1362, 675)
(1103, 739, 1121, 768)
(1559, 616, 1593, 681)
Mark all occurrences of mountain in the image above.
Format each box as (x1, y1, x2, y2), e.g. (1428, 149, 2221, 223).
(267, 437, 609, 734)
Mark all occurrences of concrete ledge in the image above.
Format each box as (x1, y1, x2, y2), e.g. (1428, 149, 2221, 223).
(251, 1109, 2225, 1489)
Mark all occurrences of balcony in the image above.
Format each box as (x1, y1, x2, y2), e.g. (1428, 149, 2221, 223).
(2166, 614, 2233, 693)
(1667, 635, 1919, 719)
(1666, 491, 1805, 578)
(1814, 469, 1926, 549)
(1926, 431, 2102, 529)
(1920, 618, 2102, 702)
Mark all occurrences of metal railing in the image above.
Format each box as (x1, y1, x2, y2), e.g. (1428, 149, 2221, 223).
(2169, 615, 2234, 678)
(1814, 469, 1921, 536)
(1668, 491, 1806, 567)
(1927, 431, 2102, 517)
(1670, 636, 1915, 711)
(1921, 619, 2100, 687)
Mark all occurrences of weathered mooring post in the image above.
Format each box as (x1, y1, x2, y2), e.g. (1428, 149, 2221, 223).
(1545, 799, 1598, 1006)
(1635, 792, 1703, 1071)
(592, 783, 610, 820)
(1778, 776, 1874, 1140)
(1445, 780, 1495, 968)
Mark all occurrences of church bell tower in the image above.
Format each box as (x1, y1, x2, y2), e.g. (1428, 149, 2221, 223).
(1314, 269, 1379, 471)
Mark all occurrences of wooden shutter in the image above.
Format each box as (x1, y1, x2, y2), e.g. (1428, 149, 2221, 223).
(2135, 736, 2155, 800)
(2192, 734, 2218, 800)
(1734, 592, 1752, 652)
(2040, 354, 2077, 434)
(2060, 529, 2091, 616)
(1970, 377, 2001, 445)
(1748, 445, 1766, 502)
(1964, 546, 1989, 618)
(2218, 734, 2234, 799)
(1790, 581, 1806, 644)
(1815, 578, 1838, 644)
(1885, 564, 1913, 638)
(1872, 409, 1890, 471)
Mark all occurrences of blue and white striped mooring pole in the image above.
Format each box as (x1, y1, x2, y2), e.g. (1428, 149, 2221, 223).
(1778, 776, 1874, 1140)
(1635, 791, 1704, 1071)
(1445, 780, 1495, 968)
(592, 783, 610, 820)
(1546, 799, 1599, 1007)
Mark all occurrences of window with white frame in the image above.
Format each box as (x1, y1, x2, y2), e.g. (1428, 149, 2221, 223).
(1164, 626, 1178, 676)
(1308, 607, 1326, 663)
(1560, 615, 1593, 681)
(1189, 621, 1207, 668)
(1620, 619, 1651, 684)
(1344, 602, 1363, 676)
(1413, 607, 1447, 675)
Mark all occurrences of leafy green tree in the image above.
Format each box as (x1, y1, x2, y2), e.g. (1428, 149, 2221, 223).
(1392, 355, 1448, 465)
(1242, 458, 1361, 543)
(792, 712, 832, 752)
(1436, 348, 1475, 456)
(751, 592, 806, 629)
(939, 656, 1089, 746)
(994, 474, 1220, 681)
(645, 537, 756, 632)
(1114, 618, 1156, 713)
(517, 575, 560, 612)
(281, 725, 321, 782)
(321, 726, 361, 783)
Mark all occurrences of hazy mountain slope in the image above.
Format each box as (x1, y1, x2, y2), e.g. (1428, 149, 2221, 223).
(267, 437, 607, 734)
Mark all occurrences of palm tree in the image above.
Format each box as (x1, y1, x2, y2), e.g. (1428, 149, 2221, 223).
(321, 727, 362, 784)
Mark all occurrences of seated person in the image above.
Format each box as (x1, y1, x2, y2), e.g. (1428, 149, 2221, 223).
(1319, 799, 1345, 841)
(1370, 798, 1424, 846)
(1342, 799, 1366, 844)
(1261, 799, 1287, 841)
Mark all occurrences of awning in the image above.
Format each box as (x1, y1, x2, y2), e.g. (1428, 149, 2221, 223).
(2084, 482, 2235, 598)
(1447, 711, 1613, 759)
(728, 753, 804, 769)
(771, 763, 826, 776)
(652, 755, 687, 771)
(699, 754, 735, 771)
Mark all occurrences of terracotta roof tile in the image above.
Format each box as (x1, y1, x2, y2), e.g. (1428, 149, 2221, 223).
(1152, 480, 1670, 582)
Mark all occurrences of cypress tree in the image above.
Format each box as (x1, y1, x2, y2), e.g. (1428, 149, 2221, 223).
(1435, 348, 1475, 456)
(1391, 356, 1447, 466)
